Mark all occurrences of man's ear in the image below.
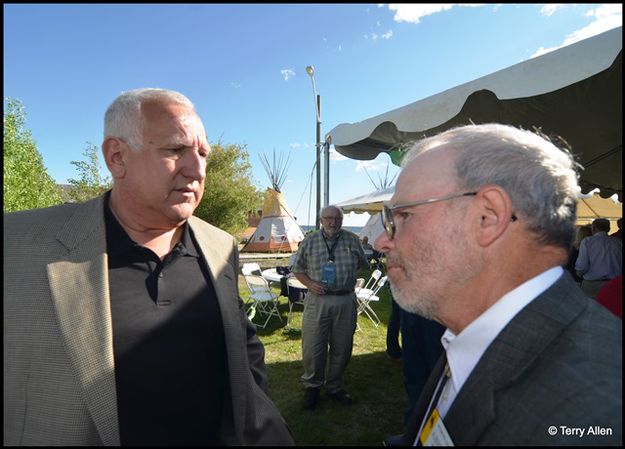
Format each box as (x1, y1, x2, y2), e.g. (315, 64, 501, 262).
(102, 137, 126, 179)
(475, 185, 515, 247)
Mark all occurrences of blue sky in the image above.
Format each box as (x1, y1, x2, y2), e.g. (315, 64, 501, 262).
(4, 4, 622, 226)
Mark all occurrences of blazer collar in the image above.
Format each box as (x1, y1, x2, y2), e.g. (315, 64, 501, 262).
(446, 273, 588, 445)
(405, 273, 589, 446)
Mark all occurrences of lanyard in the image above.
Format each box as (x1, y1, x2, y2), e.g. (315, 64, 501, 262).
(417, 362, 451, 446)
(322, 231, 341, 262)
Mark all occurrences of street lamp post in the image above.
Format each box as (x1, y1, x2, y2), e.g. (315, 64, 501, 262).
(306, 65, 323, 230)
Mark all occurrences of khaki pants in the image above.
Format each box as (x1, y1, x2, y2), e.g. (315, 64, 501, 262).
(301, 292, 357, 393)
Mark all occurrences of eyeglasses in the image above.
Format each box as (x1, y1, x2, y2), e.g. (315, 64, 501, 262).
(381, 191, 518, 240)
(381, 192, 477, 240)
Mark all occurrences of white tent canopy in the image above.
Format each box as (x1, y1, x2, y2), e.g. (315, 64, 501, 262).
(357, 213, 385, 243)
(328, 27, 622, 200)
(335, 186, 395, 214)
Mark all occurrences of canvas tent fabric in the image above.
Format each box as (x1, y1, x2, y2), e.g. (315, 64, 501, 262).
(335, 186, 395, 214)
(328, 27, 622, 200)
(241, 188, 304, 252)
(357, 212, 385, 243)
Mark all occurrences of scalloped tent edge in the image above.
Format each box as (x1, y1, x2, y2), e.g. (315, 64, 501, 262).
(328, 27, 622, 201)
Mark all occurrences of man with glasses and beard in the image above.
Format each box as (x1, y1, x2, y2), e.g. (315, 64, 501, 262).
(292, 205, 368, 410)
(376, 123, 621, 446)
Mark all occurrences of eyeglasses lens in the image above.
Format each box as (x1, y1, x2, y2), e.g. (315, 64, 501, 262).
(382, 207, 395, 240)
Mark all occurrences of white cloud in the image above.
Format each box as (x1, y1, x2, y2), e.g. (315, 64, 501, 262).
(540, 4, 566, 17)
(363, 31, 392, 41)
(387, 4, 483, 23)
(230, 82, 241, 89)
(355, 160, 386, 172)
(338, 44, 342, 51)
(281, 69, 296, 81)
(330, 147, 348, 161)
(586, 3, 622, 20)
(530, 4, 622, 58)
(289, 143, 301, 150)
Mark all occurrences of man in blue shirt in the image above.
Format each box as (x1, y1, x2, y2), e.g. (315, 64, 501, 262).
(576, 218, 622, 298)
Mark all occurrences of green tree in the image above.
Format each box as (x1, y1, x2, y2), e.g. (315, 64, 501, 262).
(67, 142, 112, 202)
(195, 142, 263, 237)
(3, 98, 62, 212)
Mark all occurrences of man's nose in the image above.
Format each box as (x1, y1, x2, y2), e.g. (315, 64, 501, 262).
(182, 149, 206, 180)
(374, 230, 392, 253)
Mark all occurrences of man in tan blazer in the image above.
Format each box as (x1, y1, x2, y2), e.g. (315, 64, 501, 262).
(4, 88, 294, 446)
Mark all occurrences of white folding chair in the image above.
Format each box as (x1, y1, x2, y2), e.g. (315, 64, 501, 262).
(241, 263, 262, 315)
(242, 262, 262, 276)
(355, 276, 387, 327)
(359, 269, 382, 294)
(243, 274, 283, 329)
(354, 270, 381, 331)
(285, 277, 307, 329)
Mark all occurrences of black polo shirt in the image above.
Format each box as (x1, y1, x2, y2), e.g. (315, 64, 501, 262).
(104, 194, 227, 446)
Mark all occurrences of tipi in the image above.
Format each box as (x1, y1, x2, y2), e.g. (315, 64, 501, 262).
(241, 151, 305, 253)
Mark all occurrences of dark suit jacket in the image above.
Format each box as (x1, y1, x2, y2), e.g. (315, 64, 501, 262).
(4, 196, 294, 446)
(403, 272, 622, 446)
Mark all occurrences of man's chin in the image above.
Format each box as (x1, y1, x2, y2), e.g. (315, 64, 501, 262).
(390, 284, 436, 320)
(168, 204, 196, 221)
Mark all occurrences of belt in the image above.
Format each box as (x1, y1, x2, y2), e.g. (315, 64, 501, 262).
(324, 289, 354, 296)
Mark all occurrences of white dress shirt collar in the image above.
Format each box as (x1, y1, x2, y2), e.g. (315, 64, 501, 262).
(440, 266, 563, 403)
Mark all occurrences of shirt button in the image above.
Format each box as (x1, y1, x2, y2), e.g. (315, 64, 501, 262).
(158, 272, 164, 278)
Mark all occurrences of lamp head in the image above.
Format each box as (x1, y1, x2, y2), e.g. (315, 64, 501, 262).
(306, 65, 315, 77)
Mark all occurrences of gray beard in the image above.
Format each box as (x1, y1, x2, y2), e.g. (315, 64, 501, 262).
(389, 282, 438, 320)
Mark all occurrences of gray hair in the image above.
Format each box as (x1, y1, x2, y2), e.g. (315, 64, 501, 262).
(320, 205, 344, 219)
(104, 88, 195, 150)
(402, 123, 580, 250)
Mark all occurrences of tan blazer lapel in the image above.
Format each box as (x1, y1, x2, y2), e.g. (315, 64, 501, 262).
(47, 196, 120, 446)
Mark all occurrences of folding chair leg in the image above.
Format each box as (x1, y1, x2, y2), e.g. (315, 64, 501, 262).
(364, 306, 381, 326)
(271, 300, 283, 323)
(253, 300, 283, 329)
(287, 302, 294, 328)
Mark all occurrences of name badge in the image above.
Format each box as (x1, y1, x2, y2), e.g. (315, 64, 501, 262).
(419, 409, 454, 446)
(321, 262, 337, 286)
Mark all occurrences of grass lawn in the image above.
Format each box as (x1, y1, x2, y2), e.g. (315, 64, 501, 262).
(239, 258, 407, 445)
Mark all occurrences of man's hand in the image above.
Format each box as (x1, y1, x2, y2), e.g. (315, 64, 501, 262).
(307, 280, 327, 295)
(294, 272, 327, 295)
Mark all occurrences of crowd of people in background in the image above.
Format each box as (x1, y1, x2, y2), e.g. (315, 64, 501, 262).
(564, 217, 622, 318)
